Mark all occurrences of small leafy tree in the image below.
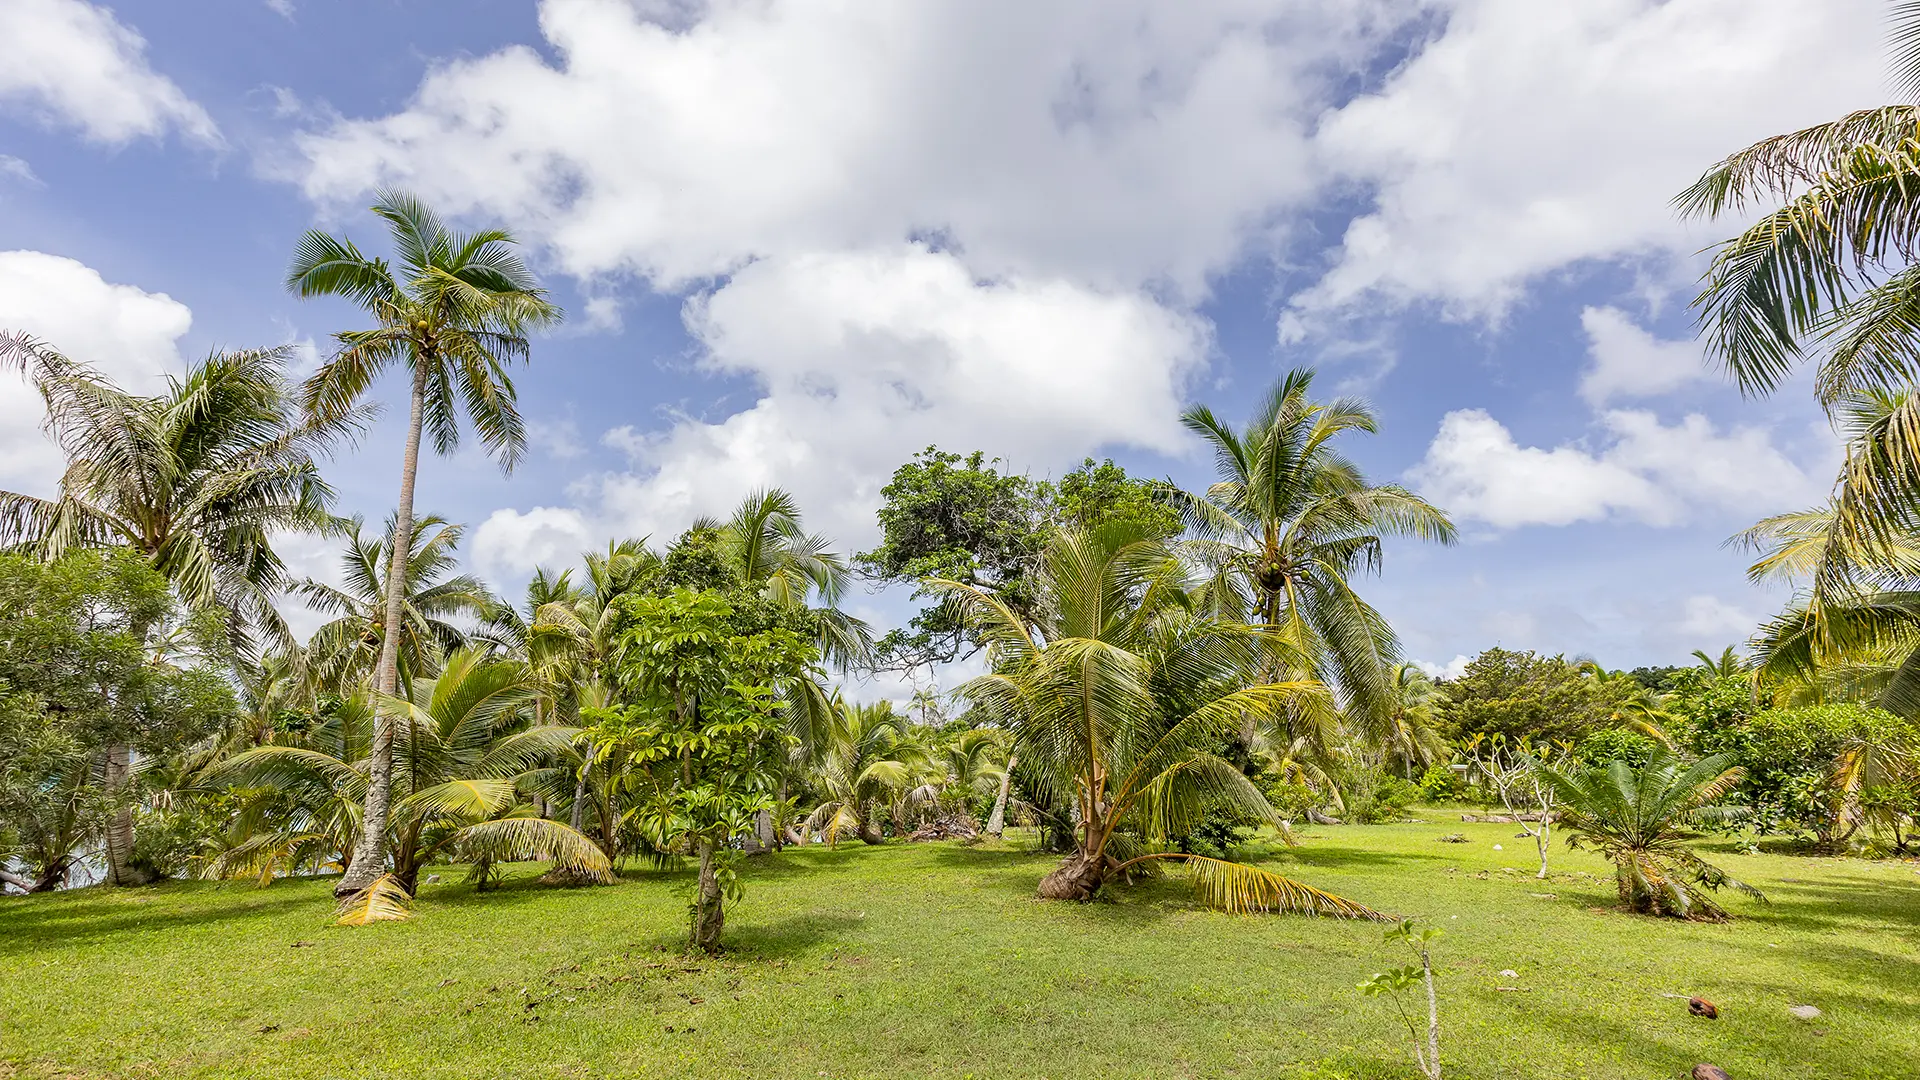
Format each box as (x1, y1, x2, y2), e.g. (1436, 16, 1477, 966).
(1360, 920, 1442, 1080)
(0, 550, 234, 892)
(1466, 735, 1564, 878)
(591, 588, 816, 951)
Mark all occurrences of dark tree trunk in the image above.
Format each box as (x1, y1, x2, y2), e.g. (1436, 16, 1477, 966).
(690, 840, 725, 952)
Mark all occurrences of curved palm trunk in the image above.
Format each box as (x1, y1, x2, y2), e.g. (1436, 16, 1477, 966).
(336, 363, 430, 899)
(985, 754, 1017, 838)
(857, 798, 884, 845)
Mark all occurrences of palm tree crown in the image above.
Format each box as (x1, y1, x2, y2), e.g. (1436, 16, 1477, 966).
(1165, 368, 1455, 738)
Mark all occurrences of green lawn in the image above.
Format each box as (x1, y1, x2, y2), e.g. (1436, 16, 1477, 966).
(4, 817, 1917, 1080)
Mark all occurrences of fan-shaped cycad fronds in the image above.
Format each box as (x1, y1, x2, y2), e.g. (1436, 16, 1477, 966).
(335, 873, 414, 925)
(1541, 751, 1764, 921)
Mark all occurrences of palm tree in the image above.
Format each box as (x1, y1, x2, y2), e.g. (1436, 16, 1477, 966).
(0, 337, 336, 884)
(290, 189, 560, 896)
(1692, 647, 1747, 678)
(1541, 750, 1764, 920)
(935, 520, 1382, 916)
(296, 514, 499, 695)
(801, 700, 929, 845)
(1374, 663, 1449, 778)
(202, 648, 608, 893)
(712, 489, 873, 669)
(1164, 369, 1456, 748)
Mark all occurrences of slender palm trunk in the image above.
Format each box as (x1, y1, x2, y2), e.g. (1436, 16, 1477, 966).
(336, 363, 430, 898)
(569, 763, 589, 834)
(985, 754, 1017, 837)
(103, 614, 158, 886)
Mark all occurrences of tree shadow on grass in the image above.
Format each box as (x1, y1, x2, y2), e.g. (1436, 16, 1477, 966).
(1745, 873, 1920, 934)
(0, 884, 323, 956)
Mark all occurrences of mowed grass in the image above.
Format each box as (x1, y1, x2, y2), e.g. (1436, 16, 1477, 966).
(3, 817, 1918, 1080)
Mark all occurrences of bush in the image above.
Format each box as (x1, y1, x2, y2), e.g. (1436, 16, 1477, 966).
(1679, 702, 1919, 846)
(1346, 775, 1419, 824)
(1416, 764, 1472, 804)
(1574, 728, 1661, 768)
(1264, 777, 1322, 821)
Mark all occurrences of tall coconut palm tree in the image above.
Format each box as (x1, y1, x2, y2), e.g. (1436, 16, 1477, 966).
(935, 520, 1381, 916)
(1372, 663, 1449, 778)
(1542, 750, 1764, 921)
(296, 514, 499, 695)
(290, 189, 560, 896)
(0, 336, 337, 884)
(1163, 369, 1455, 746)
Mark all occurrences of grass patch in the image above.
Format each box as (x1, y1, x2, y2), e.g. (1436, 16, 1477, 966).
(4, 817, 1918, 1079)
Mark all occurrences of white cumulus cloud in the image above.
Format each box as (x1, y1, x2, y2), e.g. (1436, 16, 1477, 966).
(1578, 305, 1714, 404)
(1408, 407, 1824, 529)
(1298, 0, 1889, 320)
(0, 0, 219, 145)
(0, 251, 194, 495)
(475, 245, 1210, 574)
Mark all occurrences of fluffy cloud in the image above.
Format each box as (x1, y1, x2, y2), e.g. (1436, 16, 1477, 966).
(475, 245, 1209, 572)
(1414, 654, 1472, 680)
(1408, 407, 1824, 529)
(291, 0, 1399, 293)
(0, 0, 219, 145)
(1577, 306, 1714, 404)
(1298, 0, 1889, 319)
(296, 0, 1417, 579)
(0, 251, 193, 495)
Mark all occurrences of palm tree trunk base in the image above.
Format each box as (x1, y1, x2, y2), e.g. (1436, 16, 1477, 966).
(1037, 851, 1108, 901)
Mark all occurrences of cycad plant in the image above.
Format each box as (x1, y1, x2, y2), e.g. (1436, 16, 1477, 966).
(1164, 368, 1455, 750)
(289, 189, 560, 897)
(1541, 750, 1764, 920)
(936, 520, 1382, 917)
(202, 648, 609, 894)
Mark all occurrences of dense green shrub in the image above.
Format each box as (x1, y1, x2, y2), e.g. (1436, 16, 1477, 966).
(1574, 728, 1661, 768)
(1416, 763, 1473, 803)
(1346, 775, 1419, 824)
(1677, 701, 1917, 844)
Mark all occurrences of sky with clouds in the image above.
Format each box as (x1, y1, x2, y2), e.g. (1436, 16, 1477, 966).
(0, 0, 1894, 685)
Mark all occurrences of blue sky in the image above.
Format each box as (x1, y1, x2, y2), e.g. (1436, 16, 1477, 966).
(0, 0, 1897, 686)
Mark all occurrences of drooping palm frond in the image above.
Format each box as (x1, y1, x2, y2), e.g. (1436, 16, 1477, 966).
(449, 815, 614, 884)
(1118, 853, 1388, 919)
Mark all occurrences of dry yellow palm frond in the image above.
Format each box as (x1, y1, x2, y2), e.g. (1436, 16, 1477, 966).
(335, 873, 414, 926)
(1122, 853, 1388, 920)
